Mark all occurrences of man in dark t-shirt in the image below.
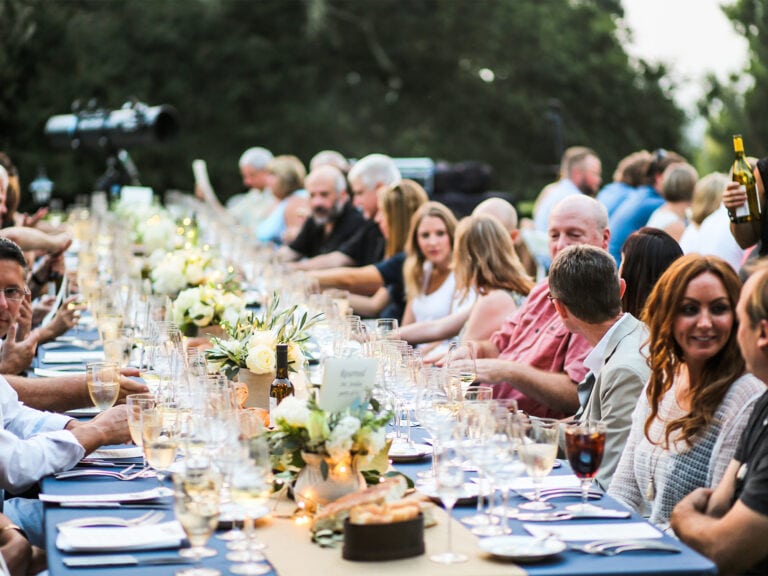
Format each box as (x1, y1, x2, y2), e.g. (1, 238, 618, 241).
(277, 165, 383, 269)
(671, 266, 768, 574)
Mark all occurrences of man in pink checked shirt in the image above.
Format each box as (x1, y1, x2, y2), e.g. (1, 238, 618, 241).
(472, 195, 609, 419)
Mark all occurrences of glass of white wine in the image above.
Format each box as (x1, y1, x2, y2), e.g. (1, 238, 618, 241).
(173, 464, 222, 576)
(126, 393, 156, 467)
(518, 417, 560, 511)
(142, 402, 180, 483)
(86, 361, 120, 411)
(445, 340, 478, 398)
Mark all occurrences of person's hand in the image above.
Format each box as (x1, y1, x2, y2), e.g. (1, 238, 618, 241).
(671, 487, 713, 530)
(89, 404, 131, 445)
(31, 295, 56, 325)
(15, 295, 33, 341)
(116, 367, 149, 404)
(0, 322, 39, 374)
(38, 295, 84, 342)
(722, 180, 747, 212)
(22, 207, 49, 228)
(0, 522, 32, 576)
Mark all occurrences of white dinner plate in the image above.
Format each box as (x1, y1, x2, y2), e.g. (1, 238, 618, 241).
(417, 481, 480, 505)
(388, 442, 432, 463)
(479, 535, 566, 563)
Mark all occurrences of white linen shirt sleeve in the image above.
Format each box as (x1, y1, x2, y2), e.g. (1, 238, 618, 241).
(0, 376, 85, 492)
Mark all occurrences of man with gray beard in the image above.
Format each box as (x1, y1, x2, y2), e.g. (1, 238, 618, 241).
(278, 165, 384, 268)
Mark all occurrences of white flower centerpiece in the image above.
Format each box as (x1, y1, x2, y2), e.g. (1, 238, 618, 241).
(149, 246, 229, 297)
(268, 396, 391, 507)
(206, 294, 323, 407)
(171, 283, 247, 337)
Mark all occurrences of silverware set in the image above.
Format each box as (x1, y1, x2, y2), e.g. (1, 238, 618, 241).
(517, 487, 603, 502)
(571, 539, 681, 556)
(54, 464, 155, 481)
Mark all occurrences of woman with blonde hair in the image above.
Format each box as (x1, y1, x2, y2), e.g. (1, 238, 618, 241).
(401, 202, 461, 327)
(256, 154, 309, 245)
(609, 254, 763, 530)
(310, 180, 429, 320)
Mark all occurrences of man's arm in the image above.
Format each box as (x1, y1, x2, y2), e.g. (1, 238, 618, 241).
(290, 251, 355, 271)
(672, 487, 768, 575)
(399, 307, 470, 345)
(65, 405, 131, 454)
(474, 359, 579, 414)
(309, 265, 384, 295)
(275, 245, 302, 263)
(7, 370, 148, 413)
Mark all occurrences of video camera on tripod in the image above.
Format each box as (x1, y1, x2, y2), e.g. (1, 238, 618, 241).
(44, 99, 179, 191)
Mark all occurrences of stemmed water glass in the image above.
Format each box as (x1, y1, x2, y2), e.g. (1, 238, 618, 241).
(173, 461, 222, 576)
(86, 361, 120, 412)
(564, 420, 607, 512)
(518, 417, 560, 511)
(430, 441, 468, 564)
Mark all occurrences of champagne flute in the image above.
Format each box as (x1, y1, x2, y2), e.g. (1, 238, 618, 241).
(86, 361, 120, 411)
(564, 420, 607, 512)
(430, 442, 468, 564)
(126, 393, 156, 468)
(174, 464, 222, 576)
(518, 417, 560, 511)
(445, 340, 477, 397)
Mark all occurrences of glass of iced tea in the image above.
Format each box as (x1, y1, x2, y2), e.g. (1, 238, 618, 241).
(564, 420, 607, 512)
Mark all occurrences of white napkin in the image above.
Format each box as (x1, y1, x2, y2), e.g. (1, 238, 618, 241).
(88, 446, 144, 459)
(64, 406, 100, 418)
(35, 368, 86, 378)
(40, 486, 172, 504)
(57, 521, 185, 552)
(42, 350, 104, 364)
(509, 474, 581, 491)
(524, 522, 662, 542)
(41, 273, 68, 327)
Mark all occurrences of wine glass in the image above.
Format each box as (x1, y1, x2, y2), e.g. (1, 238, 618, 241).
(430, 441, 468, 564)
(126, 393, 157, 468)
(86, 361, 120, 411)
(374, 317, 400, 341)
(517, 417, 560, 511)
(564, 420, 607, 512)
(142, 401, 180, 483)
(173, 463, 222, 576)
(445, 340, 477, 397)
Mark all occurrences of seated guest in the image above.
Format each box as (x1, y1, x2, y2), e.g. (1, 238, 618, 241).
(469, 195, 606, 418)
(548, 244, 649, 489)
(646, 162, 699, 242)
(309, 149, 351, 174)
(279, 165, 383, 269)
(609, 255, 763, 531)
(256, 155, 309, 246)
(596, 150, 653, 217)
(671, 265, 768, 574)
(402, 202, 465, 331)
(619, 227, 683, 318)
(347, 153, 401, 221)
(310, 180, 428, 321)
(400, 198, 531, 350)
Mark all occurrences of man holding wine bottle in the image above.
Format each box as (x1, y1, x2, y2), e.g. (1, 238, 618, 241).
(671, 264, 768, 575)
(547, 244, 649, 489)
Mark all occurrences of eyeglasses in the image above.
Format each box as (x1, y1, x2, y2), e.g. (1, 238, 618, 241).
(0, 287, 29, 302)
(547, 294, 559, 304)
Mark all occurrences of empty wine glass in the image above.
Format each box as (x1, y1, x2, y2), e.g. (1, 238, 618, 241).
(564, 420, 607, 512)
(430, 441, 468, 564)
(518, 417, 560, 511)
(174, 463, 222, 576)
(374, 317, 400, 341)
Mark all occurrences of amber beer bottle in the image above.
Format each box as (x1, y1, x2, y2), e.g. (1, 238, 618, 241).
(269, 343, 294, 426)
(731, 134, 761, 223)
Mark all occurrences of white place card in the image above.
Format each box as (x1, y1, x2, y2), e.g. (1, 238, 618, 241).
(119, 186, 154, 205)
(524, 522, 662, 542)
(42, 350, 104, 364)
(318, 357, 378, 412)
(40, 486, 172, 504)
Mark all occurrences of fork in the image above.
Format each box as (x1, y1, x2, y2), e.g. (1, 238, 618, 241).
(54, 465, 149, 481)
(575, 539, 681, 556)
(56, 510, 165, 529)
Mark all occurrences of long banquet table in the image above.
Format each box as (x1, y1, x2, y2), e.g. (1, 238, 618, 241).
(35, 333, 718, 575)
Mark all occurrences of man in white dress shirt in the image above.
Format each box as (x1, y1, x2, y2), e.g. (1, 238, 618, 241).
(0, 237, 131, 547)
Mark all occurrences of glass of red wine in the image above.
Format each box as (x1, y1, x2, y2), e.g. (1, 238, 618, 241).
(564, 420, 606, 512)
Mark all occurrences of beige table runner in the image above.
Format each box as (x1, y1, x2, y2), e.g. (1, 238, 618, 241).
(256, 497, 527, 576)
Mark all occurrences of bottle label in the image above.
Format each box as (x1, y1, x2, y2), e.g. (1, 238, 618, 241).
(735, 185, 751, 218)
(269, 397, 277, 428)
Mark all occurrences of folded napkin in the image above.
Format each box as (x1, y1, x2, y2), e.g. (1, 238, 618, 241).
(42, 350, 104, 364)
(525, 521, 662, 542)
(57, 521, 185, 552)
(40, 486, 172, 505)
(35, 368, 87, 377)
(508, 474, 581, 491)
(88, 446, 144, 459)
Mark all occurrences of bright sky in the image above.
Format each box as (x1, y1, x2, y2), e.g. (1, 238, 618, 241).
(621, 0, 750, 113)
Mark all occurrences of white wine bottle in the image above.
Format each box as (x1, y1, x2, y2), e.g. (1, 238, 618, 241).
(269, 343, 294, 426)
(731, 134, 761, 223)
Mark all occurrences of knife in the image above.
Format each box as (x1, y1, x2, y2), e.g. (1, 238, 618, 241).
(63, 554, 194, 567)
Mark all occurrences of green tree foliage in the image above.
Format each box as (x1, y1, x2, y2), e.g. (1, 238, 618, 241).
(1, 0, 684, 208)
(701, 0, 766, 172)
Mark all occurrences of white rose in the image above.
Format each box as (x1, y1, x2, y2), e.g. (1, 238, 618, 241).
(327, 416, 361, 462)
(247, 330, 277, 350)
(272, 396, 310, 427)
(245, 343, 275, 374)
(189, 301, 214, 327)
(286, 341, 304, 367)
(185, 261, 206, 285)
